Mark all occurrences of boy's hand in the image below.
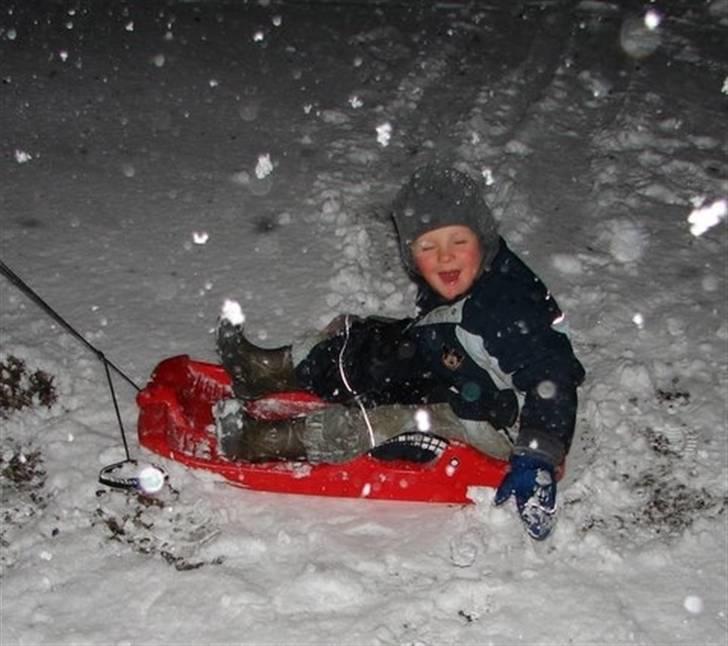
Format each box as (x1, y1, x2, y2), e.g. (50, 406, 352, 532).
(494, 453, 557, 540)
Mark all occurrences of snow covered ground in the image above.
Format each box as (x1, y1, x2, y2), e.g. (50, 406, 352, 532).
(1, 1, 727, 644)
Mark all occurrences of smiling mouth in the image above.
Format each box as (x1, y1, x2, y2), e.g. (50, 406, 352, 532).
(438, 271, 461, 284)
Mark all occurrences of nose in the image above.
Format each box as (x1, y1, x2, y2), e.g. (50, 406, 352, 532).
(438, 245, 455, 263)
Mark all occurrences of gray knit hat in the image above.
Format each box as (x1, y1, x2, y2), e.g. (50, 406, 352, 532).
(391, 164, 500, 276)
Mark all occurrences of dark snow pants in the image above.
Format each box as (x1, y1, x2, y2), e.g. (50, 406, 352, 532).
(294, 316, 450, 408)
(295, 315, 521, 431)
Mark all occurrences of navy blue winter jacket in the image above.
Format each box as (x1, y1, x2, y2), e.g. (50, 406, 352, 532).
(297, 238, 585, 463)
(409, 238, 585, 461)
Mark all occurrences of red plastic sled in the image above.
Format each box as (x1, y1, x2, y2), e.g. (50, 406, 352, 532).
(137, 355, 509, 503)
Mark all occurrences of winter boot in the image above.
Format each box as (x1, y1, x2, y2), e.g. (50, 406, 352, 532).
(214, 399, 307, 462)
(216, 319, 298, 399)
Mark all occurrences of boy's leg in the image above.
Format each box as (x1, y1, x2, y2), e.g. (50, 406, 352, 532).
(295, 316, 447, 407)
(365, 404, 512, 460)
(214, 399, 307, 462)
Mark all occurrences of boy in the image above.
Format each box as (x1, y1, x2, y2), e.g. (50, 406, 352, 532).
(217, 164, 585, 540)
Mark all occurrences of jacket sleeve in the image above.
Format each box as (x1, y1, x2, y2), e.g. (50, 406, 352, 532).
(469, 255, 585, 464)
(503, 295, 585, 464)
(510, 338, 584, 463)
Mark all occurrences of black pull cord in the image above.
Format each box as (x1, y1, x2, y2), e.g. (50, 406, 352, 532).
(0, 258, 140, 392)
(0, 258, 161, 490)
(103, 358, 131, 462)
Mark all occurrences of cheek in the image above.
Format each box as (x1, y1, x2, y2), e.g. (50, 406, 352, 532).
(414, 254, 437, 275)
(459, 246, 482, 272)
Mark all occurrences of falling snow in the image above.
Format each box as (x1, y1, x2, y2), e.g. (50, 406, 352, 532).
(13, 150, 32, 164)
(255, 153, 274, 180)
(1, 2, 726, 645)
(220, 299, 245, 326)
(688, 198, 728, 236)
(376, 121, 392, 147)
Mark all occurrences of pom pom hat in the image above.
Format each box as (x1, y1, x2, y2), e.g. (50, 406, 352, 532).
(392, 164, 500, 276)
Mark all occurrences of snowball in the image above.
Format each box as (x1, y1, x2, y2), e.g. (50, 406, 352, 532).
(688, 198, 727, 236)
(684, 595, 704, 614)
(414, 409, 431, 432)
(221, 299, 245, 326)
(644, 9, 662, 30)
(376, 122, 392, 147)
(14, 149, 32, 164)
(255, 153, 274, 179)
(137, 465, 166, 494)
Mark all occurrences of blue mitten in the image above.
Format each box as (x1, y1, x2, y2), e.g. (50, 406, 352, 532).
(494, 453, 557, 540)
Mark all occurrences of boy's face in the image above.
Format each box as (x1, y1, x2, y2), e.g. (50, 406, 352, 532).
(412, 225, 482, 300)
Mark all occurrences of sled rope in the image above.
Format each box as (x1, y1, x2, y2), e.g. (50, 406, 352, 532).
(0, 258, 167, 491)
(0, 258, 140, 392)
(339, 315, 376, 448)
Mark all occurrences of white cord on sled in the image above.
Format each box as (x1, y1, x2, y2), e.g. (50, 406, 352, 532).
(338, 315, 376, 448)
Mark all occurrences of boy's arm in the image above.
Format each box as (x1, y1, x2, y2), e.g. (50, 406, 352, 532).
(495, 339, 584, 541)
(478, 258, 585, 464)
(509, 335, 585, 465)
